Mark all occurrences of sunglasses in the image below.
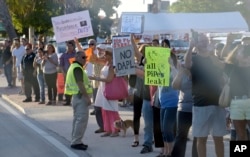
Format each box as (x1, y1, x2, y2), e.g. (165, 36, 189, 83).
(82, 56, 87, 59)
(25, 48, 30, 50)
(88, 43, 95, 46)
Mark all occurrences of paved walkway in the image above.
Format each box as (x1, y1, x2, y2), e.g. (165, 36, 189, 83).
(0, 75, 230, 157)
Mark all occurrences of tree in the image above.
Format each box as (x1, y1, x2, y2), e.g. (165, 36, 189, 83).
(0, 0, 17, 39)
(6, 0, 63, 35)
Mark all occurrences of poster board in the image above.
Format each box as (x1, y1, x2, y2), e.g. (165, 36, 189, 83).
(121, 14, 143, 34)
(144, 47, 171, 86)
(51, 10, 93, 43)
(112, 35, 132, 66)
(113, 45, 136, 76)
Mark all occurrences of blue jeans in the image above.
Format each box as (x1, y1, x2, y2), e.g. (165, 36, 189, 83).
(37, 73, 45, 101)
(142, 99, 153, 147)
(172, 111, 198, 157)
(160, 107, 177, 142)
(4, 63, 12, 86)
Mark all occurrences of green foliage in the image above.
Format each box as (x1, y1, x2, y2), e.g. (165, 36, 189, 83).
(6, 0, 121, 38)
(7, 0, 63, 35)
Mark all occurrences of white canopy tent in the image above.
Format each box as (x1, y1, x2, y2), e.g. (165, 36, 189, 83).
(119, 12, 249, 34)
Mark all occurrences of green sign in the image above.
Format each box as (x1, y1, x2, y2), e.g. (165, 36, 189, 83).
(144, 47, 171, 86)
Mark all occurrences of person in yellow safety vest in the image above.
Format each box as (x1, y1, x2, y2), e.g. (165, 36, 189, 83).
(64, 51, 93, 151)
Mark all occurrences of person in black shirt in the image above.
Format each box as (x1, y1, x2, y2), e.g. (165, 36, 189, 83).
(21, 43, 40, 102)
(2, 39, 13, 87)
(190, 33, 227, 157)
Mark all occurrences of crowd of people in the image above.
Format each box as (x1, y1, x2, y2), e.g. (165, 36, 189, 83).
(1, 32, 250, 157)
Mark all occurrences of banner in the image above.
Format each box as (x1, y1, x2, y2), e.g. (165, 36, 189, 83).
(51, 10, 93, 43)
(113, 45, 136, 76)
(121, 14, 143, 34)
(144, 47, 171, 86)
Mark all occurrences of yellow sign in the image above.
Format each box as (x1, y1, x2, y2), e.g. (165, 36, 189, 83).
(145, 47, 170, 86)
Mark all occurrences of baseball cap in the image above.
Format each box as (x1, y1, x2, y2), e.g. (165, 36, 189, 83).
(88, 39, 96, 45)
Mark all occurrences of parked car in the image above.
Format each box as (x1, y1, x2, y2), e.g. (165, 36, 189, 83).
(170, 39, 189, 54)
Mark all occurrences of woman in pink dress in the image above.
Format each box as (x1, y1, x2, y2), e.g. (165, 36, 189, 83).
(89, 46, 120, 137)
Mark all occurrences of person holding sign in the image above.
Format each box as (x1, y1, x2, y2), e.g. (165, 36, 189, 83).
(89, 46, 120, 137)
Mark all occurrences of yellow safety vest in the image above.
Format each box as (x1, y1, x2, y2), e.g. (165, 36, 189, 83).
(64, 62, 93, 95)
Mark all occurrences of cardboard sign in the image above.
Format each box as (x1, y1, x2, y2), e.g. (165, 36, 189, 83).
(112, 35, 131, 49)
(145, 47, 171, 86)
(112, 35, 132, 66)
(114, 45, 136, 76)
(121, 14, 143, 34)
(51, 10, 93, 43)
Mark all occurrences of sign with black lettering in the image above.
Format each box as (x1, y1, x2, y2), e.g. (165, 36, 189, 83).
(230, 141, 250, 157)
(121, 14, 143, 34)
(113, 45, 136, 77)
(51, 10, 93, 43)
(145, 47, 170, 86)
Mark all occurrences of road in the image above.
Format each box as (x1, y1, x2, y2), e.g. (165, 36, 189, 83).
(0, 99, 80, 157)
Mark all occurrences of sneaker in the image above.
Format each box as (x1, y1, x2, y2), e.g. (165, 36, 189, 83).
(63, 102, 71, 106)
(38, 101, 45, 104)
(140, 145, 153, 154)
(94, 128, 105, 133)
(23, 98, 32, 102)
(90, 110, 95, 115)
(70, 143, 88, 151)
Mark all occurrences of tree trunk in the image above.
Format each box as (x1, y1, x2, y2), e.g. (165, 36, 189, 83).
(0, 0, 17, 39)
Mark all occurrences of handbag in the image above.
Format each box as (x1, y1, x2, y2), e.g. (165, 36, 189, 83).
(218, 77, 231, 107)
(219, 68, 234, 108)
(103, 76, 128, 100)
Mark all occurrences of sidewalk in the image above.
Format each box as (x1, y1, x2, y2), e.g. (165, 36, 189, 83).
(0, 75, 230, 157)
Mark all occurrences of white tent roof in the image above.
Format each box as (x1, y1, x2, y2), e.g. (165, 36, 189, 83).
(119, 12, 249, 34)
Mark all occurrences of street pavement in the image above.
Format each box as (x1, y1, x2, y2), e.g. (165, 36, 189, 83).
(0, 74, 230, 157)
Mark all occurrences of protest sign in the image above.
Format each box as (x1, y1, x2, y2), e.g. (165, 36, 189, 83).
(51, 10, 93, 43)
(112, 35, 131, 49)
(114, 45, 136, 76)
(145, 47, 171, 86)
(112, 35, 132, 66)
(121, 14, 143, 34)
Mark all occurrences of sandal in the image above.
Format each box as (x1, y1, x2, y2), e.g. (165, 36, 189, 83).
(131, 141, 139, 147)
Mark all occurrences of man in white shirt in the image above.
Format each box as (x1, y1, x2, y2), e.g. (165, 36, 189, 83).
(12, 38, 25, 94)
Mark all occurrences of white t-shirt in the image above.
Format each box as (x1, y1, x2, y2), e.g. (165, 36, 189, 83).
(12, 46, 25, 67)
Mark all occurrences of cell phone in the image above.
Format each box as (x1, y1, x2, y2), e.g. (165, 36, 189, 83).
(191, 29, 198, 42)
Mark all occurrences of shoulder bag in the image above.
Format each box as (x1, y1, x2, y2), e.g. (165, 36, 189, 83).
(219, 68, 234, 108)
(103, 76, 128, 100)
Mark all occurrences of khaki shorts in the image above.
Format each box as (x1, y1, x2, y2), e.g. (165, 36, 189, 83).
(192, 106, 228, 137)
(16, 66, 23, 80)
(230, 98, 250, 120)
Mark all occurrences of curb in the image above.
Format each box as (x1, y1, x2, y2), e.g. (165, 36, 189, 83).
(1, 94, 26, 114)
